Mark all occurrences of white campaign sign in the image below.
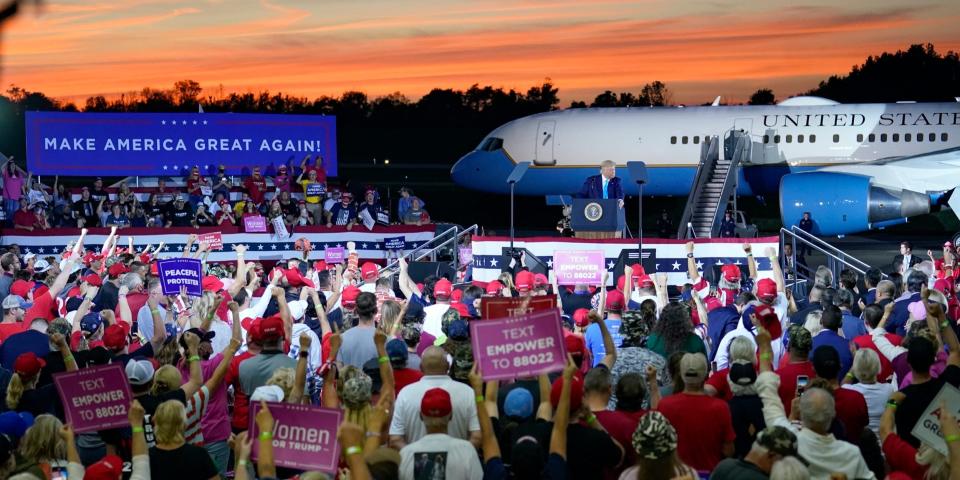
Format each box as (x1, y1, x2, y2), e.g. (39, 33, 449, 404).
(910, 384, 960, 456)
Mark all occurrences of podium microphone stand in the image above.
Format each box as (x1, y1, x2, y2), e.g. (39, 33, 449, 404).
(627, 161, 649, 259)
(506, 162, 531, 252)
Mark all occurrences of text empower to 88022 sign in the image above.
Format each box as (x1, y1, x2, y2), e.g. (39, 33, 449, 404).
(470, 309, 567, 381)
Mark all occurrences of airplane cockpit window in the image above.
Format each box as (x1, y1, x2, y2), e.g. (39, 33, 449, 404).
(479, 137, 504, 151)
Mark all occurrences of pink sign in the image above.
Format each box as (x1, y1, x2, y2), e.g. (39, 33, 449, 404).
(470, 309, 567, 381)
(53, 364, 132, 433)
(325, 246, 345, 263)
(244, 215, 268, 233)
(198, 231, 223, 251)
(249, 402, 343, 473)
(553, 250, 605, 285)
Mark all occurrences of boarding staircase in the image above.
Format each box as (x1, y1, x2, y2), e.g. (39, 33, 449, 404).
(380, 223, 478, 279)
(677, 130, 750, 238)
(779, 225, 881, 299)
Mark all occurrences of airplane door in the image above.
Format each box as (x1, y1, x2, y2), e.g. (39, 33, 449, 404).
(535, 121, 556, 165)
(733, 118, 752, 134)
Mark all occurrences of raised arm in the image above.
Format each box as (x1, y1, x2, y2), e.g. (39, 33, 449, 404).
(655, 273, 669, 310)
(685, 241, 700, 283)
(536, 372, 553, 421)
(49, 256, 80, 298)
(879, 390, 906, 442)
(180, 331, 203, 398)
(255, 402, 277, 479)
(290, 334, 310, 404)
(146, 293, 167, 352)
(205, 338, 240, 394)
(469, 364, 501, 462)
(321, 334, 341, 408)
(117, 285, 133, 325)
(51, 333, 78, 372)
(592, 310, 617, 370)
(550, 355, 577, 461)
(374, 329, 395, 402)
(646, 365, 661, 410)
(273, 287, 292, 344)
(228, 245, 248, 297)
(765, 247, 786, 293)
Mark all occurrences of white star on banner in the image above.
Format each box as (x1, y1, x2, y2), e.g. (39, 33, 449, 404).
(695, 261, 704, 270)
(163, 166, 168, 170)
(23, 248, 31, 253)
(182, 120, 188, 125)
(161, 120, 166, 125)
(546, 260, 553, 267)
(607, 261, 615, 269)
(203, 120, 208, 125)
(270, 244, 277, 250)
(715, 259, 724, 266)
(257, 244, 264, 250)
(490, 258, 498, 267)
(37, 247, 45, 253)
(671, 261, 681, 270)
(163, 246, 170, 251)
(361, 243, 368, 249)
(192, 120, 198, 125)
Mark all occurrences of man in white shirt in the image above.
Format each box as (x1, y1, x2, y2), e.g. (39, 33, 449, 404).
(398, 387, 483, 480)
(389, 346, 480, 449)
(714, 304, 784, 370)
(422, 279, 452, 338)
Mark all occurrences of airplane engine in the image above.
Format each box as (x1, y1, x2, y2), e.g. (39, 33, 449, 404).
(779, 172, 930, 236)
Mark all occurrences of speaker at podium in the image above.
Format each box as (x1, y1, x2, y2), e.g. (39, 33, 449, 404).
(570, 198, 621, 239)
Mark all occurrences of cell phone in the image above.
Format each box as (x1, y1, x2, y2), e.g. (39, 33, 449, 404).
(711, 361, 718, 373)
(796, 375, 809, 396)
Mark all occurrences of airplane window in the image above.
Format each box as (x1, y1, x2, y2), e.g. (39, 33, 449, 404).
(929, 133, 936, 142)
(905, 133, 912, 142)
(798, 135, 804, 143)
(833, 134, 840, 143)
(892, 133, 899, 142)
(693, 136, 700, 144)
(809, 134, 816, 143)
(774, 135, 781, 143)
(763, 135, 769, 144)
(682, 136, 688, 144)
(880, 133, 887, 142)
(857, 134, 863, 142)
(943, 133, 949, 142)
(785, 135, 792, 143)
(916, 133, 923, 142)
(479, 137, 504, 151)
(671, 136, 677, 144)
(868, 133, 876, 142)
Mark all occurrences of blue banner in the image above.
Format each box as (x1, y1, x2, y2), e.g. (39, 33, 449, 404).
(306, 183, 326, 196)
(384, 236, 406, 250)
(25, 112, 337, 176)
(157, 258, 203, 297)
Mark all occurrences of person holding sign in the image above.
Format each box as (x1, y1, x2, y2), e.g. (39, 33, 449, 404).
(185, 166, 210, 207)
(7, 334, 75, 416)
(327, 192, 358, 230)
(297, 168, 325, 225)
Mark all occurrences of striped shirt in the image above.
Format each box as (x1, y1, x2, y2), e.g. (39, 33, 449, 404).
(184, 386, 210, 446)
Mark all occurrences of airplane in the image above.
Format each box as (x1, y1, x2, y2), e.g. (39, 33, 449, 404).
(450, 96, 960, 240)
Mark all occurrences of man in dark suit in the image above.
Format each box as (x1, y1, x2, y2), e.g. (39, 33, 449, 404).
(578, 160, 625, 235)
(892, 241, 922, 274)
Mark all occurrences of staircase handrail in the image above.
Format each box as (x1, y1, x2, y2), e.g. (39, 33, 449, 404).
(677, 136, 719, 238)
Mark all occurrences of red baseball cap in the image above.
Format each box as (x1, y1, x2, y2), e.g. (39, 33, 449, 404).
(753, 304, 782, 339)
(242, 317, 264, 343)
(637, 274, 654, 289)
(515, 271, 534, 292)
(485, 281, 503, 295)
(434, 278, 452, 298)
(202, 275, 224, 292)
(107, 262, 129, 278)
(934, 278, 953, 296)
(284, 268, 315, 289)
(83, 274, 103, 287)
(631, 264, 645, 281)
(565, 334, 586, 358)
(450, 289, 463, 303)
(313, 260, 328, 272)
(756, 278, 777, 301)
(451, 302, 470, 318)
(605, 289, 625, 312)
(550, 374, 584, 411)
(721, 264, 741, 282)
(14, 352, 45, 379)
(420, 388, 452, 417)
(534, 273, 548, 288)
(341, 285, 361, 306)
(573, 308, 591, 328)
(360, 262, 379, 281)
(259, 316, 285, 340)
(83, 454, 123, 480)
(82, 251, 104, 265)
(9, 280, 34, 298)
(103, 324, 128, 351)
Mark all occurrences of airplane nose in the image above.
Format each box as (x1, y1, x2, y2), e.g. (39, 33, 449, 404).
(451, 152, 478, 187)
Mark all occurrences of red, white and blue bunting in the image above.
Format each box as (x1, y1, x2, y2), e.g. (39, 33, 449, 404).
(471, 236, 781, 285)
(0, 226, 437, 263)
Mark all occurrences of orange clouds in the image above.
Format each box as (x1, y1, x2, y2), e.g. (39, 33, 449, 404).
(3, 0, 959, 105)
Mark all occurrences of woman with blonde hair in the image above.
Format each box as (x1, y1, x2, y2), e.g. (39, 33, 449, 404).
(10, 415, 83, 478)
(6, 334, 75, 415)
(149, 400, 220, 479)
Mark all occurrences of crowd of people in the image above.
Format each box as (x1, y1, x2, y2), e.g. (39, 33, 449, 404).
(0, 212, 957, 479)
(2, 156, 432, 232)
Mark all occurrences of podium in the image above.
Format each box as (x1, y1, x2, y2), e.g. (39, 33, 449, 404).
(571, 198, 622, 239)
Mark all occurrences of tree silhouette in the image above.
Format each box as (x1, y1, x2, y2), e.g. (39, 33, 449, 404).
(748, 88, 776, 105)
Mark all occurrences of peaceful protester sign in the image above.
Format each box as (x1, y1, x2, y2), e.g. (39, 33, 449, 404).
(250, 402, 343, 473)
(470, 309, 567, 381)
(157, 258, 203, 297)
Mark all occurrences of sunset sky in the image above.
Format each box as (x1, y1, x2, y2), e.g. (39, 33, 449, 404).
(2, 0, 959, 105)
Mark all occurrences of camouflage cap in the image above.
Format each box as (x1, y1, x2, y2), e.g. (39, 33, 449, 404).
(440, 308, 461, 336)
(632, 411, 678, 460)
(788, 324, 812, 352)
(619, 310, 654, 343)
(755, 425, 800, 457)
(338, 366, 372, 409)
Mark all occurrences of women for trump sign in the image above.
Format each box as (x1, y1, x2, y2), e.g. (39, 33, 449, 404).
(250, 402, 343, 473)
